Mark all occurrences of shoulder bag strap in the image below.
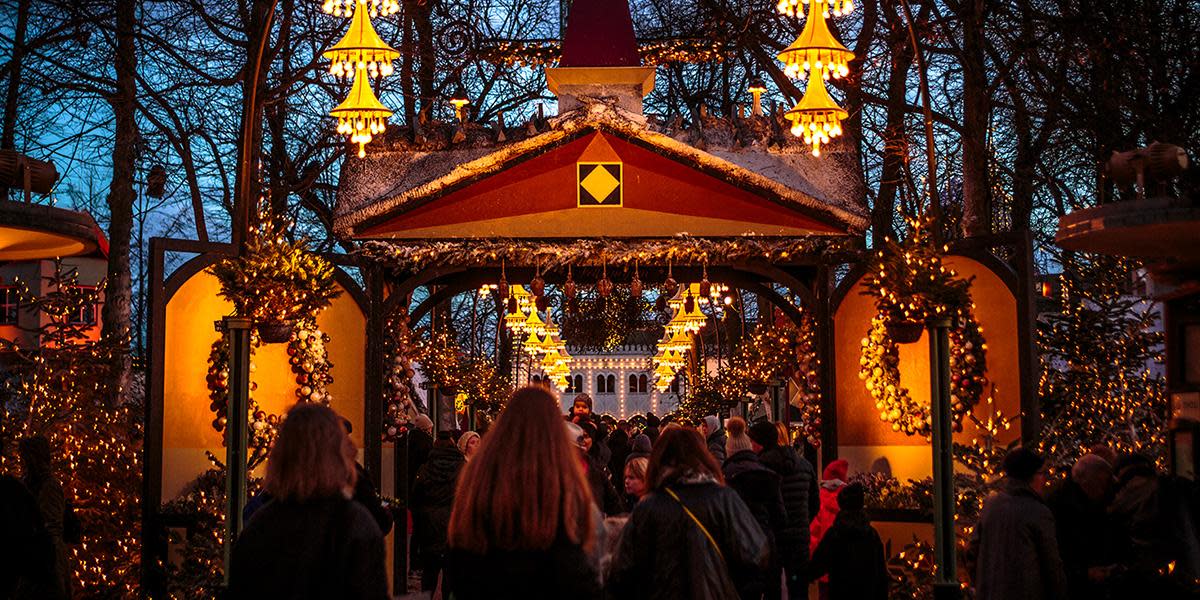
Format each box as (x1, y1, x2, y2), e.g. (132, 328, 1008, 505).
(664, 486, 726, 565)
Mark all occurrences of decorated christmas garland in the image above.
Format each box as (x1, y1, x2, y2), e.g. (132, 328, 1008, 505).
(205, 322, 335, 467)
(859, 215, 988, 437)
(383, 312, 421, 441)
(359, 236, 857, 274)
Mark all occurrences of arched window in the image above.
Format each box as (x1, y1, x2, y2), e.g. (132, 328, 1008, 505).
(531, 374, 542, 384)
(606, 374, 616, 394)
(670, 377, 680, 394)
(629, 374, 639, 393)
(568, 374, 583, 393)
(638, 374, 648, 394)
(596, 375, 608, 394)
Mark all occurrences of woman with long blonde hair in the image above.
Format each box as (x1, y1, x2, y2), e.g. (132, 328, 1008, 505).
(445, 386, 601, 599)
(229, 403, 386, 599)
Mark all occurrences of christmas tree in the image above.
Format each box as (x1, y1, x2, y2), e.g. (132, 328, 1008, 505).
(0, 262, 142, 595)
(1038, 252, 1168, 470)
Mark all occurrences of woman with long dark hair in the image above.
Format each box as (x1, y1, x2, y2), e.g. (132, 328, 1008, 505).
(607, 427, 769, 599)
(228, 403, 386, 599)
(445, 386, 602, 599)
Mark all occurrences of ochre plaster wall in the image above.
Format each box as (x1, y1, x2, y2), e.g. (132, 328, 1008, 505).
(833, 256, 1022, 481)
(161, 267, 366, 501)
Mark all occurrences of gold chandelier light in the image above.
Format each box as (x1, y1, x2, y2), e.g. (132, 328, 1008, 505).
(776, 0, 855, 20)
(329, 68, 393, 159)
(324, 0, 399, 79)
(323, 0, 399, 18)
(777, 0, 854, 81)
(786, 74, 848, 157)
(324, 0, 398, 158)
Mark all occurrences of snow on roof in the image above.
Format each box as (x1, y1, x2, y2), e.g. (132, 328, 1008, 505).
(335, 100, 868, 237)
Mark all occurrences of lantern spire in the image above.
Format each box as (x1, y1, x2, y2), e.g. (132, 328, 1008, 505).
(329, 65, 393, 158)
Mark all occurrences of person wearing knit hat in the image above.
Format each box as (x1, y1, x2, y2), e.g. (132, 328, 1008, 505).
(721, 416, 787, 599)
(748, 420, 819, 599)
(626, 433, 652, 463)
(456, 430, 481, 461)
(971, 446, 1067, 600)
(748, 421, 779, 449)
(699, 415, 726, 464)
(807, 482, 889, 599)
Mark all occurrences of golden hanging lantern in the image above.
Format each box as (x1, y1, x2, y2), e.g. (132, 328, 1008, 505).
(523, 329, 545, 354)
(785, 74, 847, 157)
(324, 0, 399, 79)
(330, 65, 392, 158)
(323, 0, 399, 19)
(541, 350, 562, 370)
(524, 309, 546, 336)
(666, 328, 693, 353)
(777, 0, 853, 81)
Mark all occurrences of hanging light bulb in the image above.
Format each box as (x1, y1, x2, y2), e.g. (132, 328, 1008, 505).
(449, 85, 471, 122)
(323, 0, 399, 79)
(777, 0, 854, 81)
(329, 64, 392, 158)
(323, 0, 400, 19)
(785, 74, 847, 157)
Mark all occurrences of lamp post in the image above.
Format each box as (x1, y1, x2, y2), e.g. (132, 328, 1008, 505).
(927, 317, 960, 600)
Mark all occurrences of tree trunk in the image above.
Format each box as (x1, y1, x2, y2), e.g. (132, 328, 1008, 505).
(2, 0, 30, 152)
(103, 0, 138, 402)
(959, 0, 992, 237)
(874, 2, 915, 243)
(414, 1, 436, 115)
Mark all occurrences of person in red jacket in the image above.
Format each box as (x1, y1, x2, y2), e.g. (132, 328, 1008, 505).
(810, 458, 849, 597)
(810, 459, 850, 551)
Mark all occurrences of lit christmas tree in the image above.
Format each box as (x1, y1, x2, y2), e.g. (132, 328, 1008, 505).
(1038, 252, 1168, 470)
(0, 262, 142, 595)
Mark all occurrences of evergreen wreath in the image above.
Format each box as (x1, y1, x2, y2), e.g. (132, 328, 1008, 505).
(211, 206, 341, 324)
(859, 215, 989, 437)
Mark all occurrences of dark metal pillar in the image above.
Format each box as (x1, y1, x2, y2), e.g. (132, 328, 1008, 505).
(929, 318, 961, 599)
(219, 317, 253, 583)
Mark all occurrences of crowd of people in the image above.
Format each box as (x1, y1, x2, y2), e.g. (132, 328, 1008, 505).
(7, 383, 1195, 599)
(218, 386, 1200, 600)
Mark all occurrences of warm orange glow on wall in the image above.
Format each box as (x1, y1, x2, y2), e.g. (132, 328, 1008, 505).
(162, 266, 366, 500)
(833, 256, 1021, 480)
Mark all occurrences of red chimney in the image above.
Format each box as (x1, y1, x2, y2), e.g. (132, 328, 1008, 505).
(560, 0, 641, 68)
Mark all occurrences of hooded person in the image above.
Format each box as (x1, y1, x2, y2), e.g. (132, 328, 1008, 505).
(749, 420, 819, 599)
(700, 415, 726, 464)
(807, 483, 889, 600)
(412, 432, 467, 591)
(722, 417, 787, 600)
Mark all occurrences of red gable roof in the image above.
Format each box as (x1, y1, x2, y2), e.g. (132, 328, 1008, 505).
(560, 0, 641, 67)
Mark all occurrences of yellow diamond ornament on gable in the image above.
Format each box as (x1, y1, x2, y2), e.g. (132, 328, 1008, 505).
(578, 162, 622, 207)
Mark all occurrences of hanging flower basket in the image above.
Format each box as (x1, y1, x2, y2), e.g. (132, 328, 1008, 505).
(885, 320, 924, 344)
(256, 320, 295, 344)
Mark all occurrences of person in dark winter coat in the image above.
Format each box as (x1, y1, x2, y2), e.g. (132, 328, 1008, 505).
(700, 415, 727, 464)
(807, 483, 888, 600)
(969, 446, 1067, 600)
(749, 420, 818, 598)
(18, 435, 68, 600)
(447, 387, 602, 599)
(723, 417, 787, 600)
(407, 414, 435, 492)
(627, 433, 653, 463)
(411, 433, 466, 592)
(607, 427, 769, 600)
(570, 422, 627, 516)
(607, 428, 631, 490)
(1, 471, 55, 598)
(1045, 454, 1118, 599)
(643, 412, 661, 444)
(229, 404, 387, 600)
